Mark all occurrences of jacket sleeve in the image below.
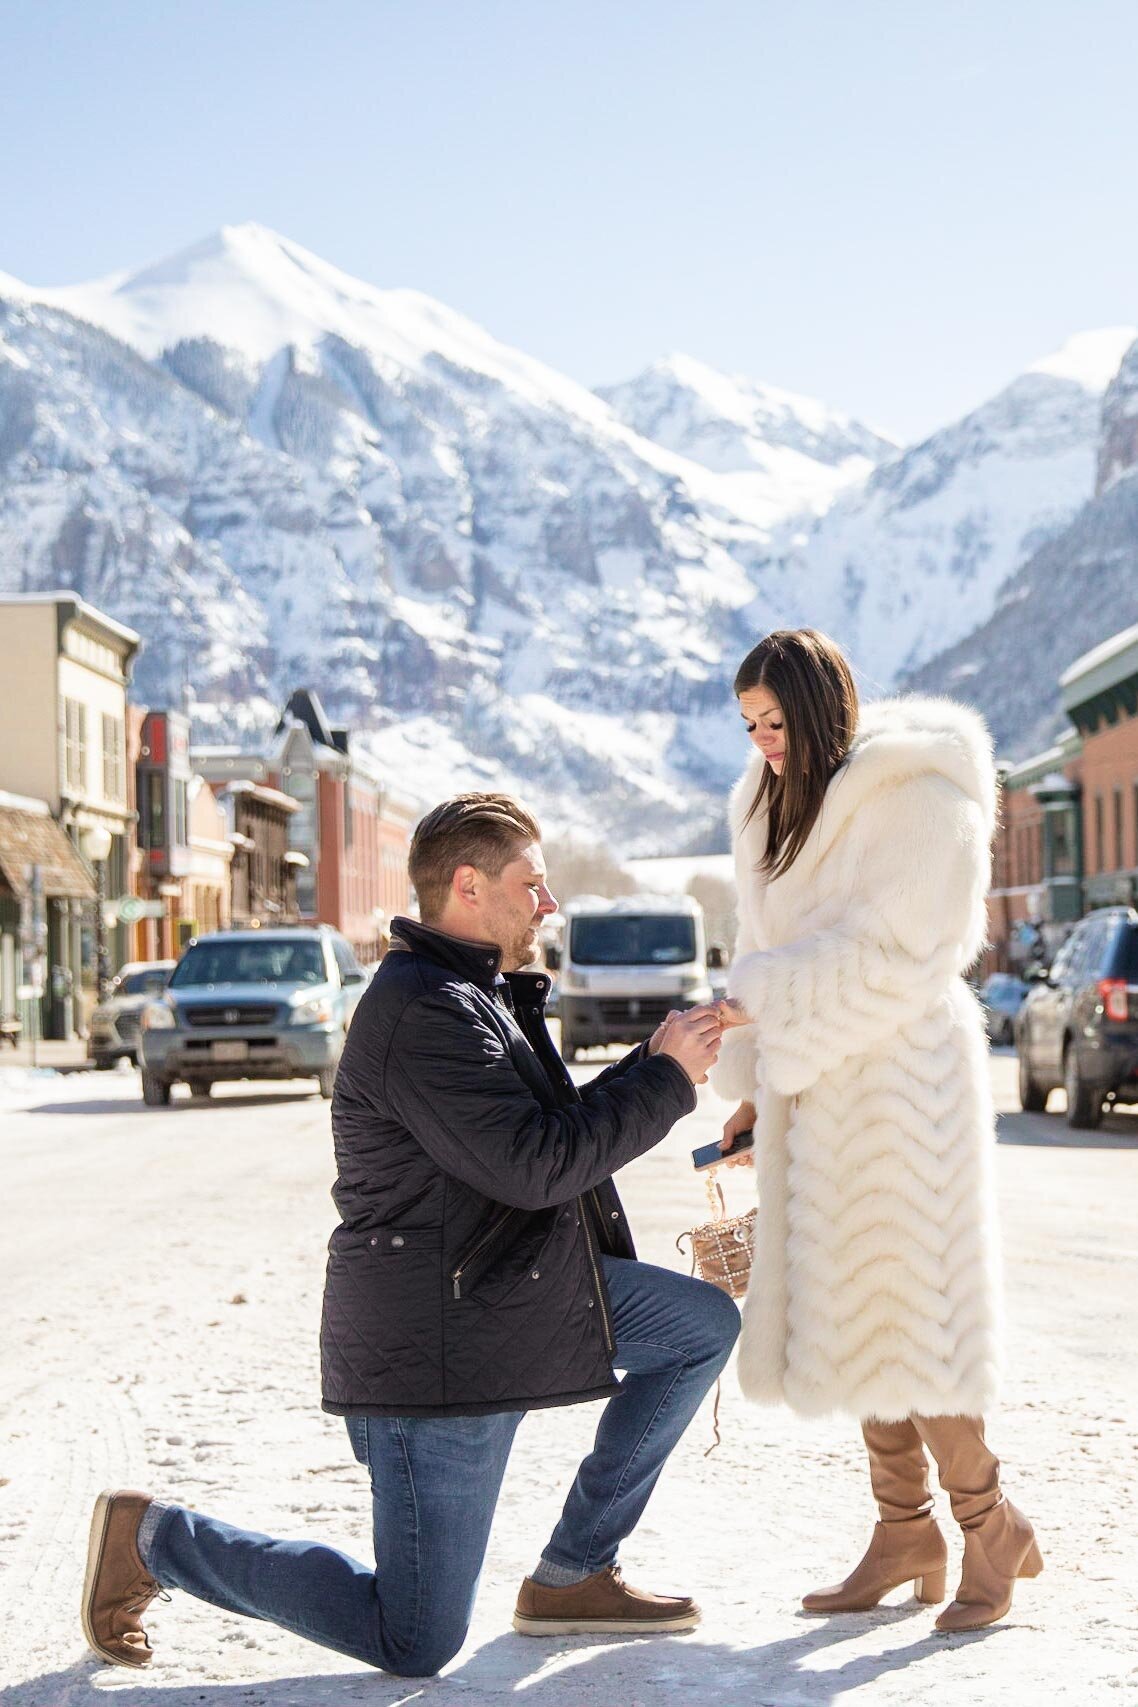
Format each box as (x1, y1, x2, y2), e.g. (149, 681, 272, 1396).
(382, 988, 696, 1210)
(579, 1040, 650, 1098)
(726, 776, 989, 1097)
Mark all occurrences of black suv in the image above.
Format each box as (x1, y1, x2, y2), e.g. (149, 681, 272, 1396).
(1015, 907, 1138, 1128)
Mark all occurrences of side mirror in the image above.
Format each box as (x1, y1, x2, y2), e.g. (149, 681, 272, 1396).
(707, 944, 727, 971)
(544, 944, 561, 972)
(343, 969, 367, 985)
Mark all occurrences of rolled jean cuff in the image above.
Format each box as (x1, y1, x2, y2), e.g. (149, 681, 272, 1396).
(137, 1500, 174, 1574)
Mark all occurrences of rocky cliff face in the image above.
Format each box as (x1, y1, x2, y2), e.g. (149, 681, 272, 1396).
(778, 330, 1135, 692)
(1097, 336, 1138, 494)
(902, 468, 1138, 758)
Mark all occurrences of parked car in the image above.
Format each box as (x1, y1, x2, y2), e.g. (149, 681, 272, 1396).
(979, 972, 1029, 1045)
(87, 960, 177, 1068)
(138, 926, 368, 1106)
(1014, 907, 1138, 1128)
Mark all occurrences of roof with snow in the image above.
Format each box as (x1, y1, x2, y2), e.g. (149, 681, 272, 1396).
(1060, 621, 1138, 716)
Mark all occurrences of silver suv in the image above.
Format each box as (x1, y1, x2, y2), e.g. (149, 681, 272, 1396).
(138, 927, 368, 1106)
(88, 961, 177, 1069)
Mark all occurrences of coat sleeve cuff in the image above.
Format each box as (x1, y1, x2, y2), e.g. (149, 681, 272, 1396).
(708, 1025, 760, 1102)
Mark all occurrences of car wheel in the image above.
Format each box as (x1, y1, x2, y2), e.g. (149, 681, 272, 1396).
(1063, 1046, 1103, 1130)
(141, 1071, 172, 1108)
(317, 1066, 337, 1100)
(186, 1079, 212, 1099)
(1017, 1045, 1048, 1113)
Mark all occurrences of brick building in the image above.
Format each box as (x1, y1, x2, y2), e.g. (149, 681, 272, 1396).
(988, 622, 1138, 971)
(194, 689, 416, 961)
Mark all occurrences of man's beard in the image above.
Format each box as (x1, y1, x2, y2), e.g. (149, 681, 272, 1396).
(505, 920, 541, 971)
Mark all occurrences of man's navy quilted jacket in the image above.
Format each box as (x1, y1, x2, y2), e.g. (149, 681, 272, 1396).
(320, 916, 695, 1417)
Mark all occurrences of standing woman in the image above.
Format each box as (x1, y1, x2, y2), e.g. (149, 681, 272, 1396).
(714, 629, 1040, 1633)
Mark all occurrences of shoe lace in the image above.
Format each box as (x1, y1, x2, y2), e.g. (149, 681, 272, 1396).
(127, 1578, 171, 1613)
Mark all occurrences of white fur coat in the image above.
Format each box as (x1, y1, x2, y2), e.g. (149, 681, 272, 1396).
(711, 695, 1003, 1422)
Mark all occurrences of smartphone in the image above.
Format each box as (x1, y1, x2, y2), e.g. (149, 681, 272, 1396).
(691, 1129, 754, 1171)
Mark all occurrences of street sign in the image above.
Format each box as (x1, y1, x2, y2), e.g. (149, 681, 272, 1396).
(110, 896, 165, 923)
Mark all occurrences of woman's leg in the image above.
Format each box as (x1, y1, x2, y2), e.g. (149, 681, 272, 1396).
(914, 1414, 1043, 1633)
(802, 1417, 947, 1612)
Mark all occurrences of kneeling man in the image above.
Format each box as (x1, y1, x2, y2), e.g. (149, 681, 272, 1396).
(83, 792, 737, 1677)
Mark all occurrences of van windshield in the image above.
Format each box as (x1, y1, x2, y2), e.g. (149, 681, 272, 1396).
(569, 915, 696, 967)
(170, 940, 326, 987)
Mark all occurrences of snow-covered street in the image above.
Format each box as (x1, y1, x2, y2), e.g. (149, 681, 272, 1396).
(2, 1050, 1136, 1706)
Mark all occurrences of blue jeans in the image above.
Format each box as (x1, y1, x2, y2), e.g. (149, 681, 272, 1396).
(142, 1257, 739, 1676)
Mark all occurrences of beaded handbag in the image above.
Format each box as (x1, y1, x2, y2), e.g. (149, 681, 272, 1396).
(677, 1170, 756, 1301)
(676, 1169, 756, 1454)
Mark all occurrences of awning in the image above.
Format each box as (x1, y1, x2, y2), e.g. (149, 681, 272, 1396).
(0, 804, 97, 901)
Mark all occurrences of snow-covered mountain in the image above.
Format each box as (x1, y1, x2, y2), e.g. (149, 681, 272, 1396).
(598, 353, 895, 528)
(777, 327, 1136, 690)
(2, 227, 798, 849)
(1, 222, 1132, 847)
(906, 332, 1138, 757)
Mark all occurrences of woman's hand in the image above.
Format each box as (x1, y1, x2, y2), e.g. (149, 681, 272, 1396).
(716, 998, 752, 1029)
(720, 1099, 756, 1168)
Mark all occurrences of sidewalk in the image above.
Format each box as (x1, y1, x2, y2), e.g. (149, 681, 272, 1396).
(0, 1036, 95, 1074)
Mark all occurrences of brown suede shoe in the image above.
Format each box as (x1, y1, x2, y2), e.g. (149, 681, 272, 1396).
(513, 1564, 700, 1635)
(81, 1489, 164, 1667)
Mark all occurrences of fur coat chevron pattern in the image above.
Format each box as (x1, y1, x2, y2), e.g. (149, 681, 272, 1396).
(711, 695, 1003, 1422)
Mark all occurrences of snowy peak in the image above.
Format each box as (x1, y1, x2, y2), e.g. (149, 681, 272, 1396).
(40, 224, 624, 432)
(1028, 325, 1136, 390)
(601, 352, 894, 471)
(598, 353, 895, 526)
(780, 325, 1135, 691)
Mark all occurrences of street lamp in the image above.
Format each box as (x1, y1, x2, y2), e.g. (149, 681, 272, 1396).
(81, 824, 113, 1000)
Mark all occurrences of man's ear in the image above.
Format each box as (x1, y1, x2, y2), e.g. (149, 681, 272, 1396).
(452, 864, 480, 910)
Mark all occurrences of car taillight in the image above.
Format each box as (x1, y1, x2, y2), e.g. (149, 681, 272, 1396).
(1097, 978, 1129, 1022)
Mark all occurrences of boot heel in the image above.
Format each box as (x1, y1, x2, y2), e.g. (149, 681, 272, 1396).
(1018, 1540, 1044, 1579)
(914, 1568, 947, 1604)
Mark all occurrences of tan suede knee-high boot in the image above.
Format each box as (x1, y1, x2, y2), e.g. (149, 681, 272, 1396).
(914, 1414, 1043, 1633)
(802, 1419, 949, 1613)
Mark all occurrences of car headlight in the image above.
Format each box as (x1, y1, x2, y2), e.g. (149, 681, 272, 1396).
(142, 1000, 177, 1030)
(291, 997, 336, 1026)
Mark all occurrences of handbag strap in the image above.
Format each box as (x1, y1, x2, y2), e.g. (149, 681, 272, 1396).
(704, 1167, 726, 1222)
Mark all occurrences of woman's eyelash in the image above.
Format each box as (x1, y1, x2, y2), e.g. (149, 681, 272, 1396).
(745, 722, 757, 732)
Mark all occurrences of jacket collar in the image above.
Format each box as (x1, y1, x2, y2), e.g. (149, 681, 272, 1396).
(390, 916, 502, 985)
(389, 916, 553, 1004)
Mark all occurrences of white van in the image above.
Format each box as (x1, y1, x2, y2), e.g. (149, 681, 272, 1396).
(551, 894, 721, 1062)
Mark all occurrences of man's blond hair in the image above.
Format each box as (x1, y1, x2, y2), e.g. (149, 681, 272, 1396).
(409, 792, 542, 921)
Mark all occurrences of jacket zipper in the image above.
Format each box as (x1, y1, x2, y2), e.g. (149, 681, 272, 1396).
(583, 1191, 616, 1354)
(451, 1208, 514, 1300)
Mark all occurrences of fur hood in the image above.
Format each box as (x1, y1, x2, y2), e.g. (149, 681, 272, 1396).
(729, 693, 997, 851)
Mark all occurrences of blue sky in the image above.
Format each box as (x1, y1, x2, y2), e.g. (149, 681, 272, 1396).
(5, 0, 1138, 441)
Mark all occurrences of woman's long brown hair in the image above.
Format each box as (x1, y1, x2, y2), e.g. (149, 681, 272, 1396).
(735, 629, 859, 880)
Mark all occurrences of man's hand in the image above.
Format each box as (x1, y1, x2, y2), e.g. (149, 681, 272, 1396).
(658, 1005, 722, 1085)
(720, 1099, 756, 1168)
(647, 1011, 681, 1055)
(716, 997, 752, 1029)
